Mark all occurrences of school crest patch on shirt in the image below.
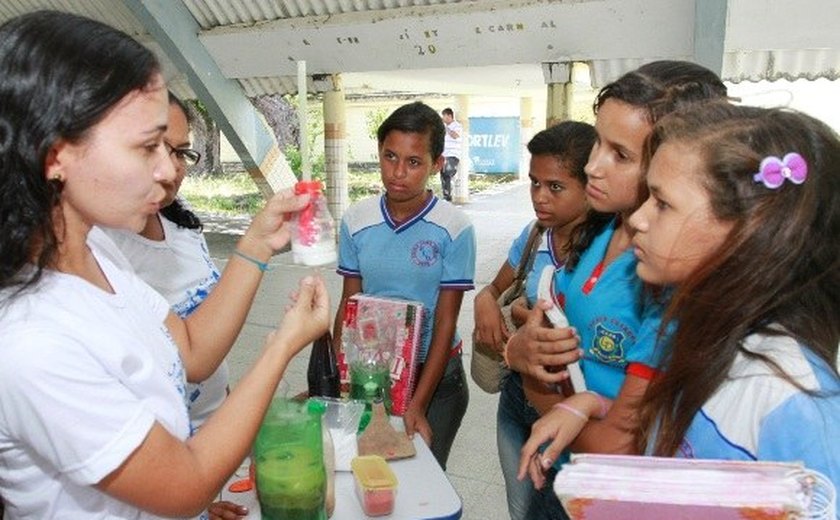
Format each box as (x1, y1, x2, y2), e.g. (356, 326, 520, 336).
(411, 240, 440, 267)
(590, 323, 626, 364)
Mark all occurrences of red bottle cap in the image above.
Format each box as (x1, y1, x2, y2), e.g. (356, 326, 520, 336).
(294, 180, 324, 195)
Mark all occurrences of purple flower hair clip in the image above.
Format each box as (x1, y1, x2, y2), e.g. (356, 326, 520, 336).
(752, 152, 808, 189)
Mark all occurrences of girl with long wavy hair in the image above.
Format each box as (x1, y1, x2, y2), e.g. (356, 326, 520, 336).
(524, 101, 839, 495)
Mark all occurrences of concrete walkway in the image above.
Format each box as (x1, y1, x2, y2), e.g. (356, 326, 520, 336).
(206, 181, 534, 520)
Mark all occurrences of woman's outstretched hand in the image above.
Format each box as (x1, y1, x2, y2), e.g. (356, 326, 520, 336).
(517, 392, 601, 488)
(268, 275, 330, 359)
(241, 189, 311, 257)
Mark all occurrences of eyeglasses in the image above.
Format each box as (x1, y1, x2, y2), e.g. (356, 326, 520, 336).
(164, 142, 201, 166)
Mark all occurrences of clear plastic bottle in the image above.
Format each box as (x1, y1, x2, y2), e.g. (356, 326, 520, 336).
(291, 180, 337, 266)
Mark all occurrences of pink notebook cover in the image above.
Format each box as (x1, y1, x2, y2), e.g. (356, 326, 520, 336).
(339, 294, 424, 416)
(554, 454, 835, 520)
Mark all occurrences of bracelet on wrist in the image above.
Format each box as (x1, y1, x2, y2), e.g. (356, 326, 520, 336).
(552, 402, 588, 421)
(583, 390, 609, 420)
(232, 249, 272, 272)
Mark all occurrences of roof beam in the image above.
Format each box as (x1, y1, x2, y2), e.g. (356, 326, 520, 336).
(123, 0, 297, 195)
(199, 0, 695, 79)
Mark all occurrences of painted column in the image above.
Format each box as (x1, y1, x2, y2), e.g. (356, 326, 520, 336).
(323, 74, 349, 225)
(519, 97, 534, 181)
(453, 94, 470, 205)
(693, 0, 727, 76)
(543, 62, 572, 127)
(126, 0, 302, 197)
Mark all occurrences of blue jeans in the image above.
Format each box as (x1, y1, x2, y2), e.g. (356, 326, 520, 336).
(497, 372, 568, 520)
(425, 355, 469, 470)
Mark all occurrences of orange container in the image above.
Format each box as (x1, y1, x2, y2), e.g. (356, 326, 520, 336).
(351, 455, 398, 516)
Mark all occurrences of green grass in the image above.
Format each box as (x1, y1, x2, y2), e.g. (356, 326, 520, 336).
(180, 169, 520, 216)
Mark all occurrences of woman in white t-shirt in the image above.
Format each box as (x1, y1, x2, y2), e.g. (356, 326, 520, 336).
(105, 94, 227, 433)
(105, 93, 245, 519)
(0, 10, 329, 519)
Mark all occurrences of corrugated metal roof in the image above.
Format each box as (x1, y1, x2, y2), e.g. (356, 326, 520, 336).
(183, 0, 467, 30)
(0, 0, 144, 36)
(0, 0, 837, 99)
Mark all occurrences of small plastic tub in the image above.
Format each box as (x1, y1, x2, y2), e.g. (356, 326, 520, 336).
(351, 455, 398, 516)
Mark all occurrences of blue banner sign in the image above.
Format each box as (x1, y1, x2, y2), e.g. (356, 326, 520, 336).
(468, 117, 520, 174)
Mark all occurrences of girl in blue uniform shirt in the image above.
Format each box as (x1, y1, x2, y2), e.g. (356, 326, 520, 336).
(505, 61, 727, 508)
(523, 101, 839, 500)
(334, 101, 476, 469)
(473, 122, 594, 520)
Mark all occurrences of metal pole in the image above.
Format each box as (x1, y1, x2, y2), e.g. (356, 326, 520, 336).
(298, 60, 310, 181)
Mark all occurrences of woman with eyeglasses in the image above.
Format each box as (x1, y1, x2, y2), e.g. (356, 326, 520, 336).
(103, 93, 228, 433)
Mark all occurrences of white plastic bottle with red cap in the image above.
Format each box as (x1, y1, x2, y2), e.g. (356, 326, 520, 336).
(291, 180, 338, 266)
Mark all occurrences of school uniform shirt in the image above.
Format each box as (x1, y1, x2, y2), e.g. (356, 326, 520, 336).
(506, 220, 565, 307)
(104, 215, 227, 432)
(0, 228, 189, 519)
(337, 193, 476, 361)
(554, 218, 662, 399)
(672, 331, 840, 494)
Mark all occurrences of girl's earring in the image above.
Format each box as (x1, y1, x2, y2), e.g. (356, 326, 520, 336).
(50, 173, 63, 183)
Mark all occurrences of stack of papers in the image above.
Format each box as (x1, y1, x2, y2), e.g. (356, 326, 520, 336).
(554, 454, 836, 519)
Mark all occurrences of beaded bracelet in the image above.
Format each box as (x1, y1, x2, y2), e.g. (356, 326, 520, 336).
(552, 402, 588, 421)
(232, 249, 271, 272)
(583, 390, 609, 420)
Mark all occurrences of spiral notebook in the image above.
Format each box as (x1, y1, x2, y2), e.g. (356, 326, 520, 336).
(554, 454, 836, 520)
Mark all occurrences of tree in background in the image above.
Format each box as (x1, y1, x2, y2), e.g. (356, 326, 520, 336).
(365, 106, 389, 142)
(186, 99, 222, 176)
(184, 94, 324, 180)
(254, 94, 325, 181)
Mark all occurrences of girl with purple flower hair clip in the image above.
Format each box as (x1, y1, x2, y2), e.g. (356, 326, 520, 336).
(524, 100, 840, 508)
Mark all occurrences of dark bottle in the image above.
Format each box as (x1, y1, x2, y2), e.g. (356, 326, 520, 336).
(307, 331, 340, 398)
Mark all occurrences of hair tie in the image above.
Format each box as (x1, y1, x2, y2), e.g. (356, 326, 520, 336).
(752, 152, 808, 189)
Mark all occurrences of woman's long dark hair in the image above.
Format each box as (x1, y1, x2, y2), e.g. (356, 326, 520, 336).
(566, 60, 728, 270)
(636, 101, 840, 455)
(160, 93, 203, 231)
(0, 10, 159, 296)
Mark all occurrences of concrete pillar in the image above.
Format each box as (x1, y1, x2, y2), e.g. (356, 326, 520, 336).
(519, 97, 534, 181)
(453, 95, 470, 205)
(694, 0, 728, 76)
(543, 62, 572, 128)
(323, 74, 349, 224)
(546, 83, 573, 128)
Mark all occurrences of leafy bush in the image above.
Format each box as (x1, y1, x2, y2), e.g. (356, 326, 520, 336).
(180, 169, 520, 216)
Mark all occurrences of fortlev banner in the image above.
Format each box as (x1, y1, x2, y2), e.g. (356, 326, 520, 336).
(468, 116, 520, 174)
